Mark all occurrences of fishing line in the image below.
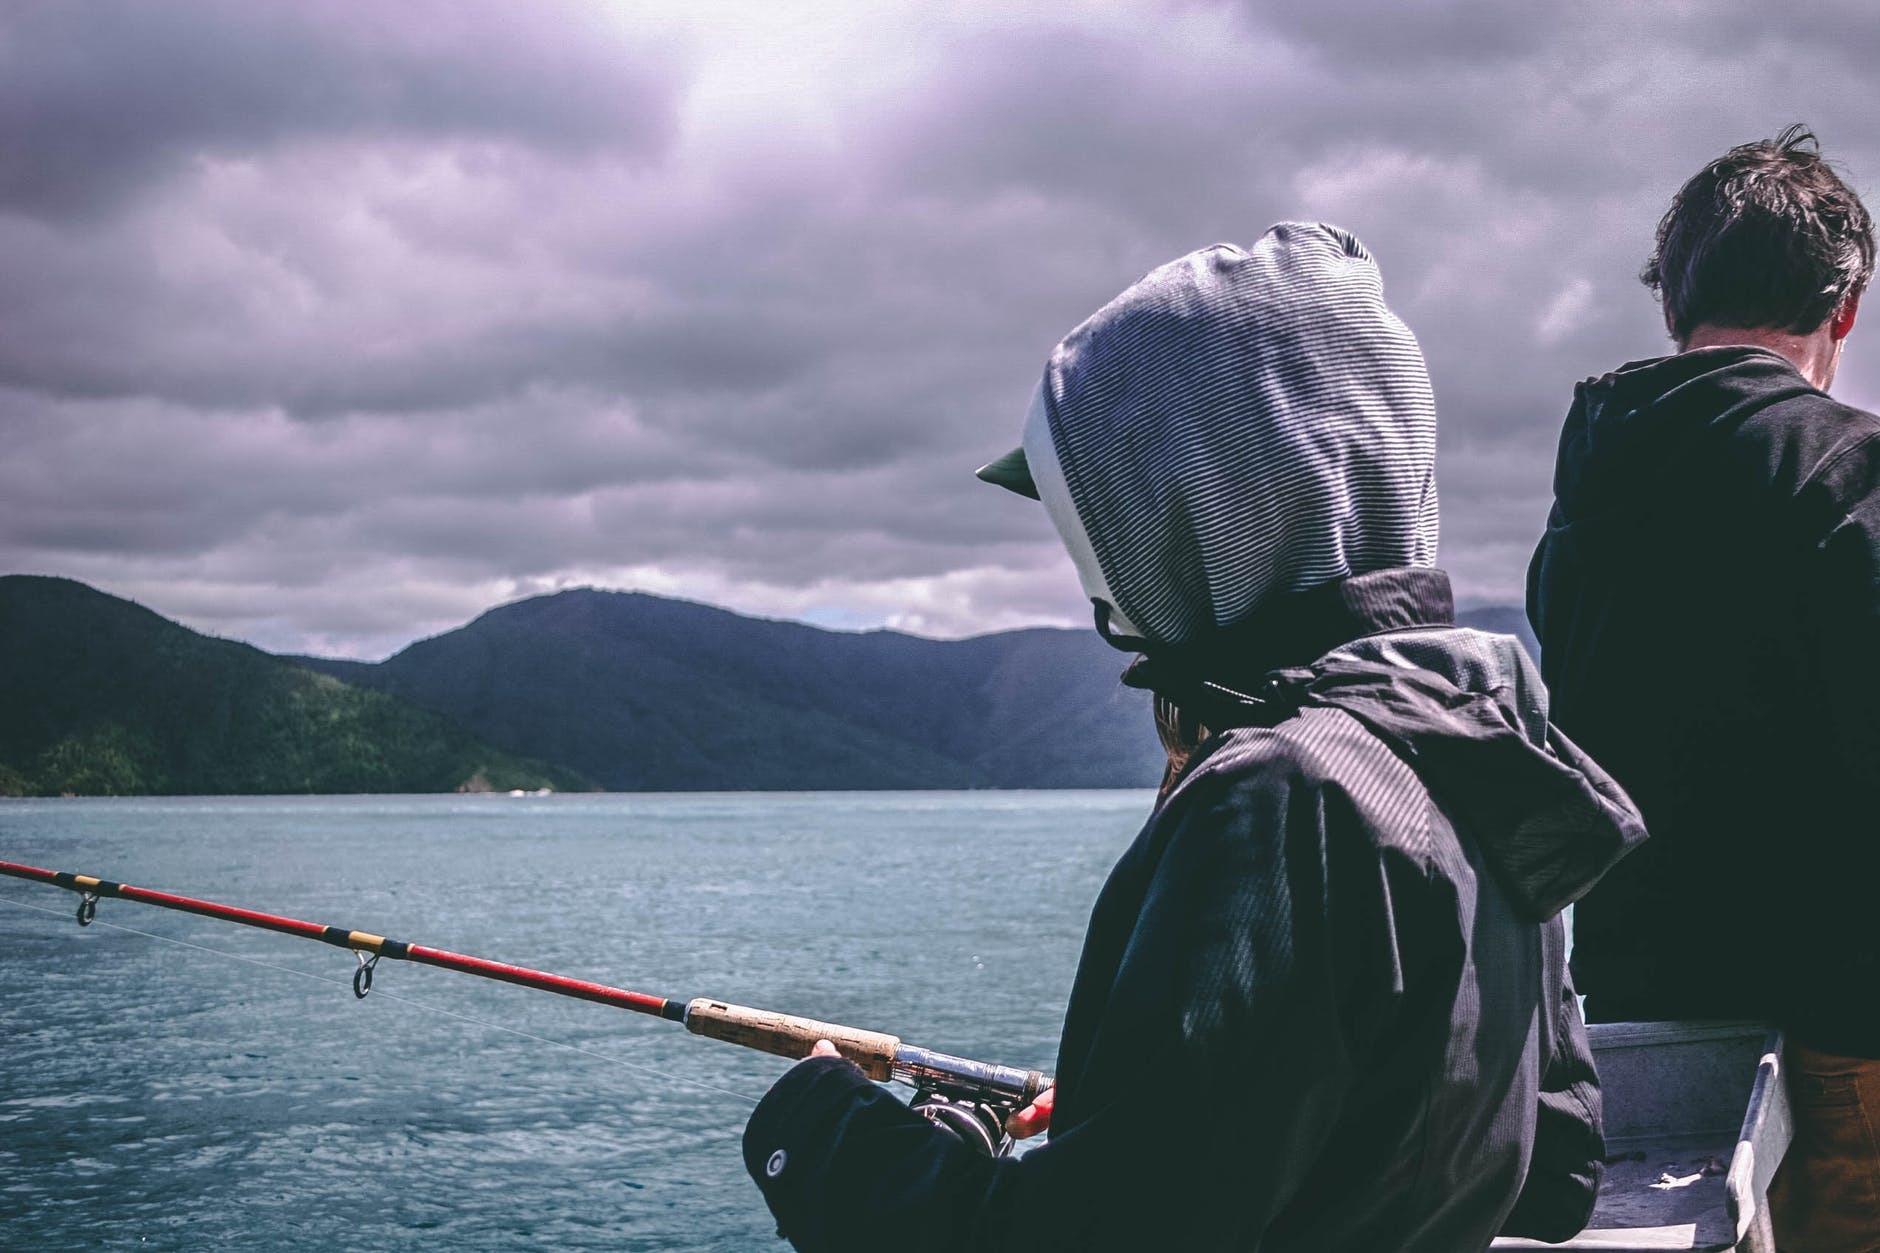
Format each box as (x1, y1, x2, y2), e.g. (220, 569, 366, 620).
(0, 891, 761, 1107)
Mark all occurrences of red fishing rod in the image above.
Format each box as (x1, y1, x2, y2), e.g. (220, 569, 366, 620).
(0, 857, 1048, 1153)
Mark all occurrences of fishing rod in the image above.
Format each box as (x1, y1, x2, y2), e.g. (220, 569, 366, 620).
(0, 857, 1049, 1154)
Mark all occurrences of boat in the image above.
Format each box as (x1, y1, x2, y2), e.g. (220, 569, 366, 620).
(1493, 1022, 1788, 1252)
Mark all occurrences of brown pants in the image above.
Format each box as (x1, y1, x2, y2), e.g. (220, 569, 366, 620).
(1771, 1042, 1880, 1252)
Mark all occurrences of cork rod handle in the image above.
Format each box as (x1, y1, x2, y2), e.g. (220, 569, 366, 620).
(683, 998, 900, 1082)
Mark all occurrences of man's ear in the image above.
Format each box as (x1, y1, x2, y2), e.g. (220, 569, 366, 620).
(1830, 292, 1861, 342)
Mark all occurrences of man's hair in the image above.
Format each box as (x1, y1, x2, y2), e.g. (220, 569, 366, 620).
(1642, 125, 1875, 343)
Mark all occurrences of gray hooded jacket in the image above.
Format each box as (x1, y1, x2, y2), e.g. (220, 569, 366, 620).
(745, 226, 1641, 1250)
(744, 570, 1644, 1251)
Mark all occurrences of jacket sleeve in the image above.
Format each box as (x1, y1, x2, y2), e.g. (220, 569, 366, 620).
(1498, 915, 1604, 1241)
(742, 755, 1416, 1252)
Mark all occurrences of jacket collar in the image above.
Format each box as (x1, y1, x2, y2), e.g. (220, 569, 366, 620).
(1124, 568, 1455, 695)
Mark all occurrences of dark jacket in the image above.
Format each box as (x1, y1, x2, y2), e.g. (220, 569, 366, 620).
(744, 569, 1644, 1252)
(1528, 347, 1880, 1056)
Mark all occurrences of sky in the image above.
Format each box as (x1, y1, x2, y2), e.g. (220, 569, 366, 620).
(4, 0, 1878, 658)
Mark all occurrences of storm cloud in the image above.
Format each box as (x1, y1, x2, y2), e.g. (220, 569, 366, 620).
(4, 1, 1877, 656)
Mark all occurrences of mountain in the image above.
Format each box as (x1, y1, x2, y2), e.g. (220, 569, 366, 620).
(0, 574, 1540, 795)
(0, 575, 584, 797)
(293, 590, 1168, 791)
(295, 590, 1540, 793)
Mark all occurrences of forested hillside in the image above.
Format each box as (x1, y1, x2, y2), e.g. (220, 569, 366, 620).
(0, 576, 583, 796)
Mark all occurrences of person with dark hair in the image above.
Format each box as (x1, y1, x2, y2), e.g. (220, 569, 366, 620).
(1530, 126, 1880, 1249)
(740, 224, 1646, 1251)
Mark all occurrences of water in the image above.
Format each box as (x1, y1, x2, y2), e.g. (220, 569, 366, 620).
(0, 792, 1149, 1250)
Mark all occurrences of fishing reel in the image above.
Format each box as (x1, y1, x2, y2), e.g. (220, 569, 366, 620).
(888, 1042, 1048, 1159)
(911, 1087, 1016, 1158)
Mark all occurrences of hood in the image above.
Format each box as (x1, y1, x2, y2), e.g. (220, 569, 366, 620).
(1030, 223, 1439, 649)
(1128, 570, 1645, 918)
(1135, 587, 1644, 921)
(1308, 632, 1645, 920)
(1545, 345, 1816, 530)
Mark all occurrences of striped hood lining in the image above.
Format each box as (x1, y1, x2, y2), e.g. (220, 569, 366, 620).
(1038, 222, 1439, 649)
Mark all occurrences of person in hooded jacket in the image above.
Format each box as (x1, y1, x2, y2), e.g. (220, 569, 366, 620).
(1528, 127, 1880, 1250)
(742, 223, 1646, 1252)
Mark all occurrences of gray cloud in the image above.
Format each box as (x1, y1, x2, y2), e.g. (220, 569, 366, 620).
(0, 0, 681, 218)
(2, 0, 1877, 656)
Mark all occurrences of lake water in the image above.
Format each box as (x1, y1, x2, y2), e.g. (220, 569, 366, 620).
(0, 792, 1150, 1250)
